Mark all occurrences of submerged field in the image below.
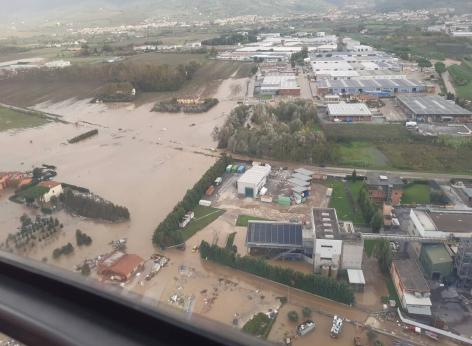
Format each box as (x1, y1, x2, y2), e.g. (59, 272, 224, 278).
(0, 106, 49, 131)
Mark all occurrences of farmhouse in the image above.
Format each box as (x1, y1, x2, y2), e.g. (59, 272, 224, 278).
(38, 181, 63, 203)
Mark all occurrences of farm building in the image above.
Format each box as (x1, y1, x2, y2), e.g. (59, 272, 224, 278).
(259, 75, 300, 96)
(237, 165, 271, 198)
(98, 252, 145, 282)
(38, 181, 63, 203)
(390, 259, 432, 316)
(326, 102, 372, 122)
(396, 95, 472, 123)
(419, 244, 453, 281)
(316, 79, 426, 97)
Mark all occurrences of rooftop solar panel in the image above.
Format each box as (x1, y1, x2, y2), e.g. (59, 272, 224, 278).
(246, 221, 303, 247)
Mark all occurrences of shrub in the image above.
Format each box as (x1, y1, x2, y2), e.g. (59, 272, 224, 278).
(302, 307, 312, 318)
(287, 311, 299, 322)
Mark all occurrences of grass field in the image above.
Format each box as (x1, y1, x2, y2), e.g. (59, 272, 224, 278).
(401, 182, 431, 205)
(364, 239, 382, 257)
(324, 123, 472, 174)
(337, 141, 389, 168)
(236, 214, 271, 227)
(328, 179, 365, 224)
(181, 206, 225, 241)
(448, 62, 472, 101)
(0, 106, 49, 132)
(15, 185, 49, 200)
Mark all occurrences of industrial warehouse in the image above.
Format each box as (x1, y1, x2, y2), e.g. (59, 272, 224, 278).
(397, 95, 472, 123)
(258, 75, 300, 96)
(316, 78, 427, 97)
(326, 102, 373, 122)
(244, 208, 364, 276)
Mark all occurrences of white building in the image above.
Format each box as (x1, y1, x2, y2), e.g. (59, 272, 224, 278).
(237, 165, 271, 198)
(44, 60, 71, 68)
(311, 208, 363, 274)
(327, 102, 373, 122)
(409, 209, 472, 239)
(38, 181, 63, 203)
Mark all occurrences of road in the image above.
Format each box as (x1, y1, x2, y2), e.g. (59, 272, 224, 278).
(441, 71, 456, 95)
(224, 152, 472, 180)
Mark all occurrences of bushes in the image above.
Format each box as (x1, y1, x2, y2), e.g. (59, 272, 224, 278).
(153, 155, 231, 248)
(52, 243, 74, 259)
(153, 98, 219, 113)
(76, 229, 92, 246)
(287, 311, 299, 322)
(358, 184, 382, 232)
(63, 189, 130, 222)
(302, 307, 312, 318)
(199, 241, 355, 305)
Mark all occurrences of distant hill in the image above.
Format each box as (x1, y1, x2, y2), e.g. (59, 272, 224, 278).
(373, 0, 472, 12)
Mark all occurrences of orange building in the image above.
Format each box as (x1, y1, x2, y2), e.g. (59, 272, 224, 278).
(98, 252, 145, 282)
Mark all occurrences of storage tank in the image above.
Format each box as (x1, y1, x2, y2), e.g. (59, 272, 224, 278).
(321, 265, 330, 277)
(330, 265, 339, 279)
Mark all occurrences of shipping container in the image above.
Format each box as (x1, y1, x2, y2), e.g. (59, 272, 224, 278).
(237, 165, 245, 173)
(231, 165, 238, 173)
(226, 165, 232, 173)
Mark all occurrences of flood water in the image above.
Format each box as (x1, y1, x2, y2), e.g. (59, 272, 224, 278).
(0, 75, 386, 345)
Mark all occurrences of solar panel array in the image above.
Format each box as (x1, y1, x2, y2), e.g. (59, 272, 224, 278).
(246, 222, 303, 247)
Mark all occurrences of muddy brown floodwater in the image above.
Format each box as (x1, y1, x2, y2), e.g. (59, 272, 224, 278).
(0, 76, 247, 268)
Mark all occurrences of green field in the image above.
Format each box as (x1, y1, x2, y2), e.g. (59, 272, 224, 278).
(15, 185, 49, 200)
(364, 239, 382, 257)
(337, 141, 389, 168)
(448, 62, 472, 101)
(324, 124, 472, 174)
(236, 214, 271, 227)
(181, 206, 225, 241)
(0, 106, 49, 132)
(401, 183, 431, 205)
(328, 179, 365, 224)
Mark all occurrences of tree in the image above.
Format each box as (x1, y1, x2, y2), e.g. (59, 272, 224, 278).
(302, 307, 312, 318)
(434, 62, 446, 74)
(371, 211, 383, 233)
(373, 240, 392, 274)
(81, 263, 91, 276)
(352, 169, 357, 180)
(32, 167, 42, 180)
(416, 58, 432, 72)
(287, 310, 299, 322)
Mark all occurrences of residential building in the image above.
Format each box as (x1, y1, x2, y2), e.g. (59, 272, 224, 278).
(391, 259, 432, 316)
(326, 102, 372, 122)
(38, 181, 63, 203)
(366, 173, 403, 205)
(419, 244, 453, 281)
(397, 95, 472, 123)
(237, 165, 271, 198)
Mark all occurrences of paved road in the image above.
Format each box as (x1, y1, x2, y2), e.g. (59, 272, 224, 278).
(441, 71, 456, 95)
(225, 152, 472, 179)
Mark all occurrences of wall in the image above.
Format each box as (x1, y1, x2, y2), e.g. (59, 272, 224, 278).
(313, 238, 342, 273)
(341, 241, 364, 269)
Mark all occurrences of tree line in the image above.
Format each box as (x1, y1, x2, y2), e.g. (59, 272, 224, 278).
(153, 98, 218, 113)
(152, 155, 231, 248)
(62, 189, 130, 222)
(358, 184, 383, 232)
(13, 60, 201, 93)
(202, 33, 257, 46)
(199, 240, 354, 305)
(213, 102, 335, 164)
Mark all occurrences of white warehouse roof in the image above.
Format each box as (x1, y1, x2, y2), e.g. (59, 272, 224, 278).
(238, 165, 271, 185)
(327, 102, 372, 117)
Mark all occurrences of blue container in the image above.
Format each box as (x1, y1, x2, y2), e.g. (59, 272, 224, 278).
(237, 165, 245, 173)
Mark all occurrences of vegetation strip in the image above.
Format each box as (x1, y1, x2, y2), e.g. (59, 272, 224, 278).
(199, 241, 355, 305)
